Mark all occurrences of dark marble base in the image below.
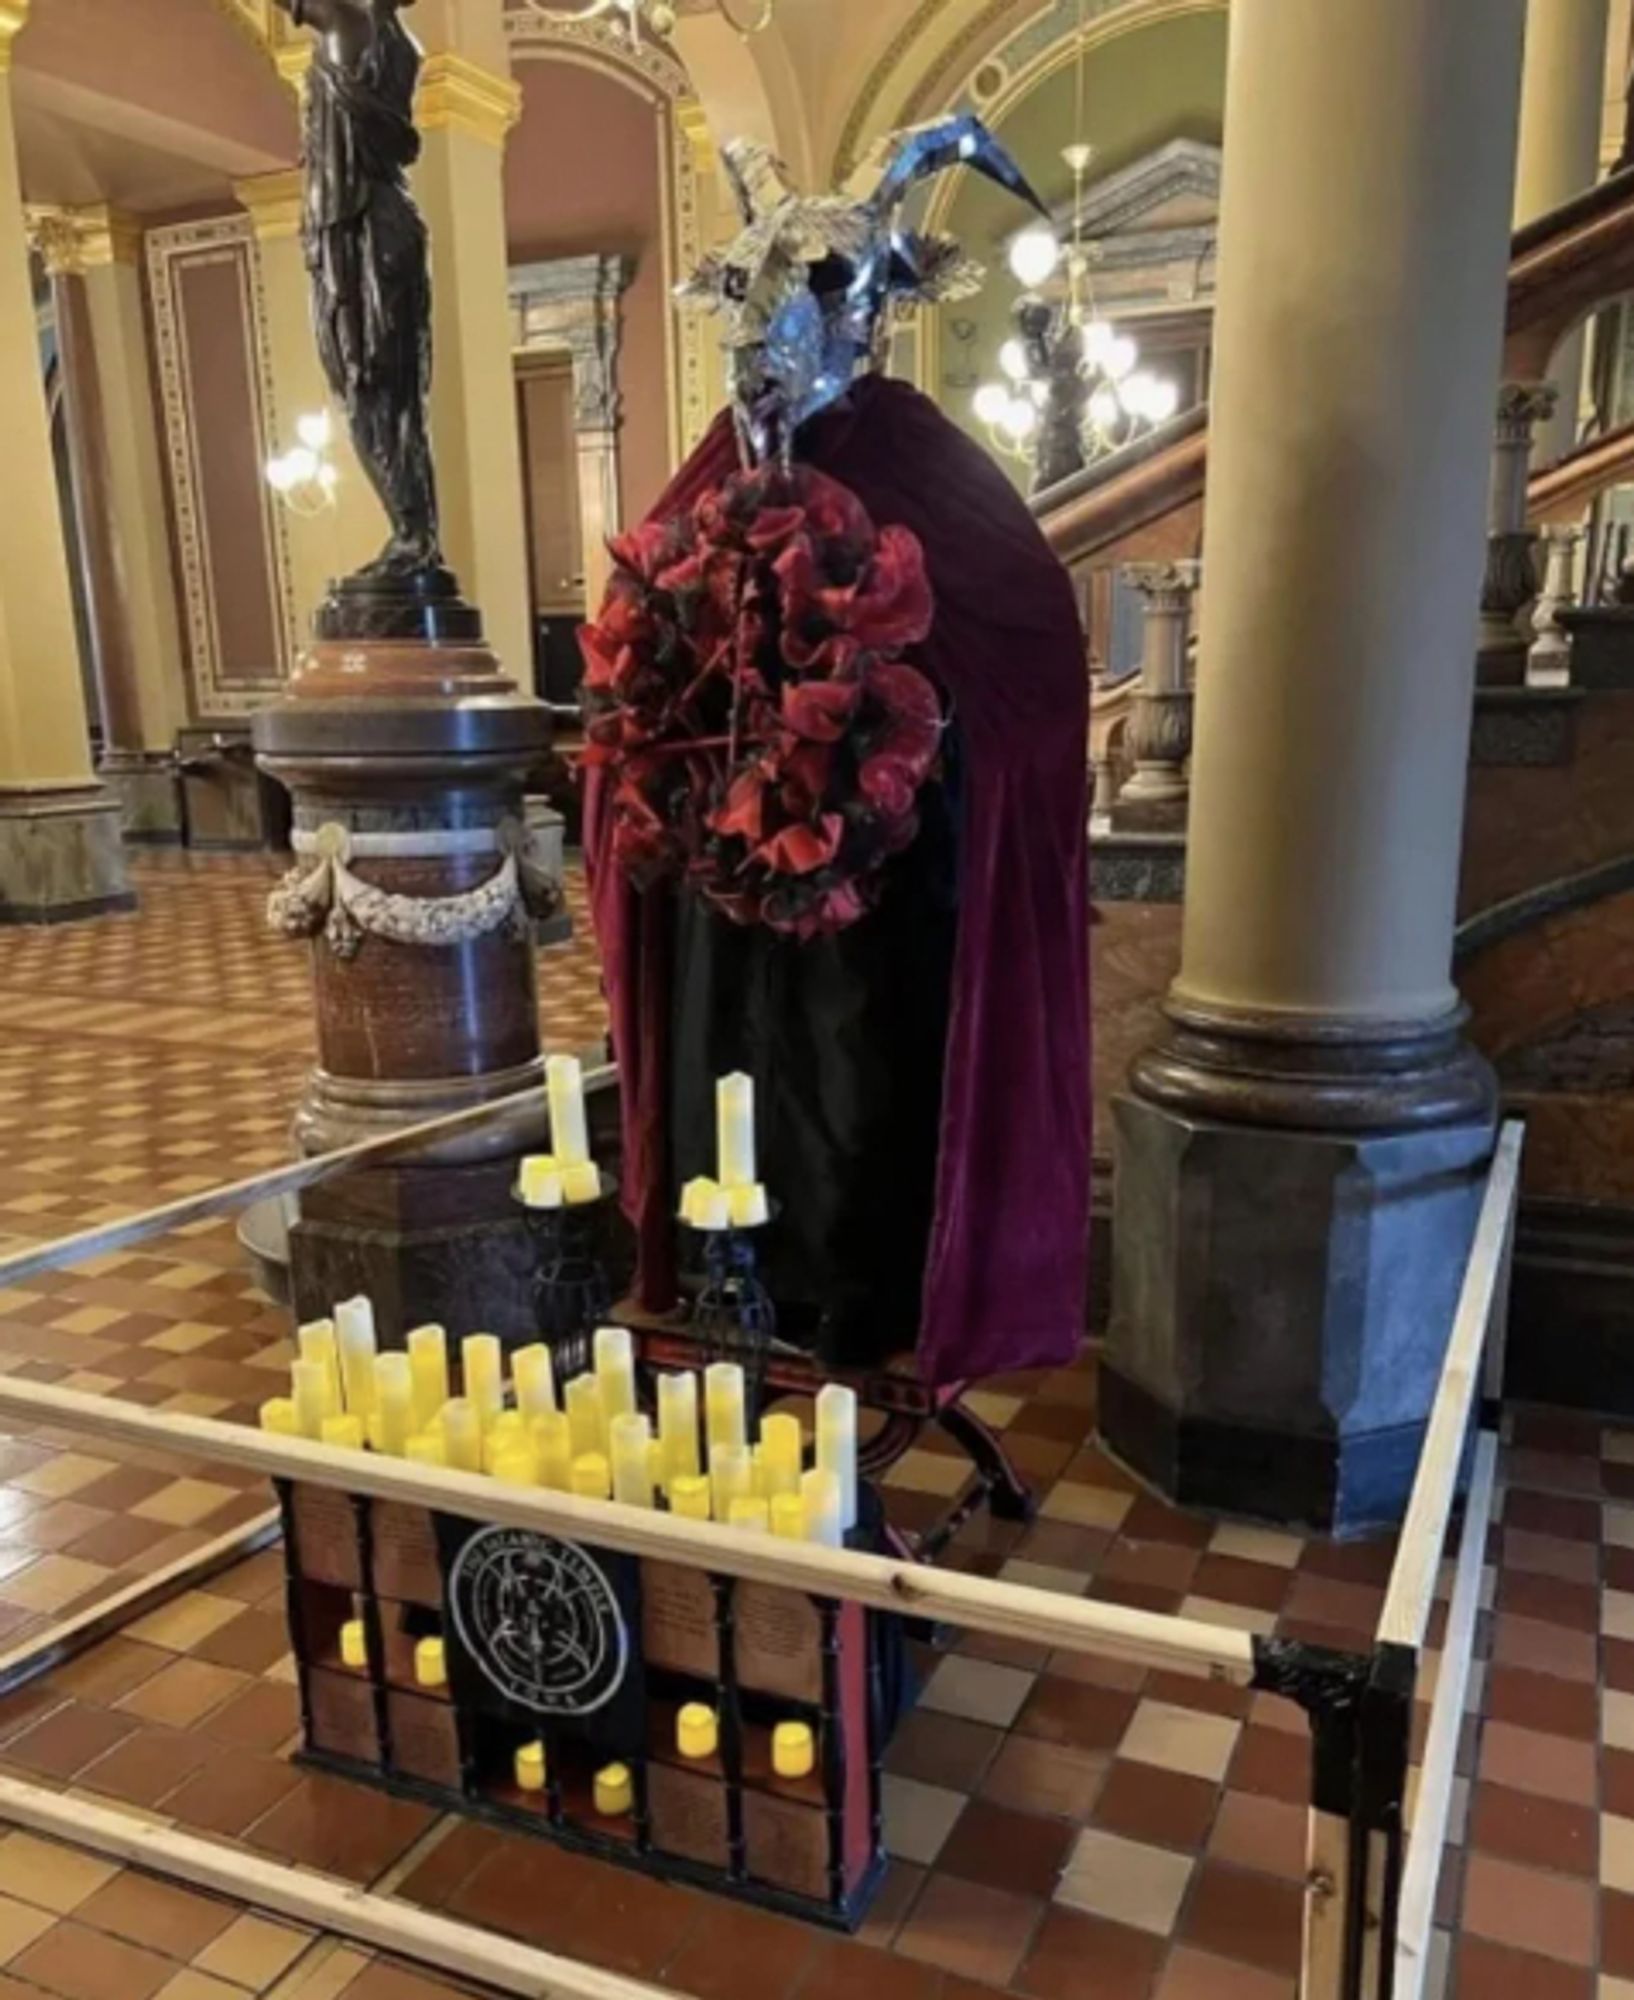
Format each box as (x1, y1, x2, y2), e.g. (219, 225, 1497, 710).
(1506, 1198, 1634, 1417)
(1469, 687, 1582, 767)
(1099, 1363, 1426, 1537)
(1476, 636, 1529, 689)
(1103, 1091, 1495, 1534)
(1559, 605, 1634, 689)
(314, 565, 482, 644)
(0, 786, 134, 926)
(289, 1204, 542, 1349)
(1090, 831, 1186, 904)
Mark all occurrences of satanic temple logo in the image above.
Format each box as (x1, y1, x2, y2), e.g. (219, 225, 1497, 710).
(447, 1527, 628, 1717)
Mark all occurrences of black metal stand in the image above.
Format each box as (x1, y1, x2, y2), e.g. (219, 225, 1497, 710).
(690, 1223, 777, 1413)
(519, 1176, 617, 1382)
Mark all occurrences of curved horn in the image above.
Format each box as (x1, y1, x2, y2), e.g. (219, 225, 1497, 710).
(720, 138, 799, 227)
(851, 112, 1047, 220)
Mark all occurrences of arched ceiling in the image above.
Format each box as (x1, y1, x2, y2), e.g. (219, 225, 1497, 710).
(12, 0, 295, 212)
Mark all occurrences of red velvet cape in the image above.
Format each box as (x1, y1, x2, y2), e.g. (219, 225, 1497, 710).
(584, 377, 1091, 1385)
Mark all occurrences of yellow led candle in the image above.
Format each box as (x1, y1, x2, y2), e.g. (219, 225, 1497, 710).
(759, 1413, 803, 1499)
(705, 1362, 746, 1457)
(609, 1413, 655, 1508)
(571, 1452, 611, 1500)
(565, 1373, 607, 1460)
(492, 1447, 537, 1488)
(340, 1619, 369, 1670)
(441, 1398, 483, 1474)
(801, 1468, 844, 1548)
(406, 1432, 448, 1468)
(681, 1178, 730, 1231)
(335, 1296, 377, 1417)
(716, 1072, 756, 1188)
(518, 1154, 564, 1210)
(594, 1326, 637, 1425)
(373, 1353, 414, 1457)
(712, 1444, 754, 1523)
(670, 1474, 712, 1521)
(594, 1763, 633, 1817)
(297, 1319, 343, 1415)
(406, 1325, 449, 1430)
(728, 1496, 770, 1533)
(531, 1411, 574, 1491)
(546, 1053, 590, 1168)
(483, 1410, 528, 1474)
(259, 1397, 298, 1436)
(770, 1493, 805, 1540)
(291, 1360, 331, 1441)
(461, 1335, 504, 1433)
(414, 1637, 447, 1689)
(677, 1705, 719, 1761)
(816, 1383, 859, 1533)
(561, 1161, 601, 1206)
(321, 1414, 365, 1453)
(512, 1344, 557, 1421)
(515, 1741, 547, 1794)
(657, 1373, 701, 1491)
(729, 1183, 770, 1229)
(773, 1721, 816, 1781)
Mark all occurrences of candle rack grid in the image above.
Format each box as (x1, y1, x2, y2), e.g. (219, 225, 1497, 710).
(276, 1473, 890, 1928)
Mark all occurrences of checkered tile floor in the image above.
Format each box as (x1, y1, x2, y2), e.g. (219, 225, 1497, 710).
(0, 851, 1621, 2000)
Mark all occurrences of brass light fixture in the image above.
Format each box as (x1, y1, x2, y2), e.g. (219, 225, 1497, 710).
(525, 0, 775, 40)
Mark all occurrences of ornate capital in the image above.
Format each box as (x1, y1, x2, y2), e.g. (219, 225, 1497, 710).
(26, 203, 142, 275)
(416, 54, 522, 149)
(1124, 559, 1202, 608)
(274, 38, 313, 99)
(1495, 380, 1559, 445)
(235, 170, 303, 244)
(0, 0, 29, 72)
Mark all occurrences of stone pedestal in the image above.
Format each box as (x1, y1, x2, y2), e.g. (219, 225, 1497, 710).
(1105, 1069, 1493, 1534)
(1111, 562, 1199, 836)
(0, 785, 133, 924)
(1557, 604, 1634, 686)
(1478, 384, 1558, 686)
(255, 569, 554, 1345)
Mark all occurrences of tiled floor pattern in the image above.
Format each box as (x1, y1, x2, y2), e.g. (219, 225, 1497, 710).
(0, 852, 1620, 1999)
(0, 854, 607, 1658)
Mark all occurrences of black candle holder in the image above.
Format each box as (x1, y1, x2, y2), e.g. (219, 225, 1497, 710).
(688, 1218, 777, 1414)
(516, 1172, 617, 1382)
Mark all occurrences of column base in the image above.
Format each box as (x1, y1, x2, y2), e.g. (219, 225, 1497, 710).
(1558, 605, 1634, 688)
(100, 751, 182, 845)
(0, 785, 134, 925)
(1107, 1003, 1496, 1535)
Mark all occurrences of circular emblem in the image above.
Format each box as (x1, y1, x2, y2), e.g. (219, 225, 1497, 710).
(448, 1527, 628, 1718)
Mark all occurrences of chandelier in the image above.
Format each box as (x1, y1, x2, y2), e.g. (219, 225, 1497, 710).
(524, 0, 775, 39)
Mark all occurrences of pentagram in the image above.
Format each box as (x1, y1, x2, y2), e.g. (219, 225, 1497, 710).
(448, 1528, 628, 1717)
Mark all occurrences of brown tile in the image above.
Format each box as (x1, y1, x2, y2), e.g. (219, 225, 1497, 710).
(10, 1919, 173, 2000)
(391, 1823, 505, 1913)
(1608, 1749, 1634, 1822)
(1016, 1678, 1139, 1753)
(553, 1867, 703, 1981)
(1096, 1541, 1201, 1595)
(1155, 1949, 1295, 2000)
(1145, 1670, 1251, 1722)
(440, 1832, 605, 1949)
(1093, 1761, 1218, 1853)
(792, 1939, 941, 2000)
(1494, 1569, 1599, 1633)
(1179, 1862, 1302, 1976)
(200, 1681, 300, 1756)
(648, 1901, 812, 2000)
(244, 1776, 434, 1884)
(1467, 1782, 1597, 1875)
(1501, 1491, 1601, 1543)
(1453, 1934, 1592, 1998)
(1461, 1851, 1595, 1965)
(1187, 1556, 1291, 1615)
(1015, 1906, 1164, 2000)
(1483, 1664, 1600, 1741)
(1208, 1791, 1307, 1882)
(883, 1710, 1003, 1793)
(1489, 1613, 1598, 1684)
(49, 1640, 169, 1708)
(1120, 1497, 1213, 1550)
(74, 1873, 236, 1959)
(3, 1702, 137, 1782)
(980, 1736, 1108, 1821)
(190, 1612, 291, 1676)
(1604, 1887, 1634, 1979)
(938, 1802, 1074, 1899)
(118, 1660, 248, 1730)
(1477, 1722, 1597, 1806)
(76, 1727, 216, 1810)
(1498, 1527, 1599, 1586)
(163, 1753, 302, 1837)
(324, 1964, 475, 2000)
(1228, 1726, 1309, 1806)
(855, 1861, 925, 1951)
(894, 1874, 1042, 1988)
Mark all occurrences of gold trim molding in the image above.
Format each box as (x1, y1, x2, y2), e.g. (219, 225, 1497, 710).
(416, 53, 523, 148)
(26, 204, 143, 276)
(235, 170, 303, 243)
(0, 0, 29, 72)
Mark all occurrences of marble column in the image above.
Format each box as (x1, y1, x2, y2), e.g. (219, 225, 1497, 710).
(0, 5, 129, 922)
(1102, 0, 1525, 1533)
(412, 21, 532, 687)
(1515, 0, 1612, 464)
(1478, 381, 1559, 685)
(31, 205, 189, 842)
(1110, 561, 1198, 835)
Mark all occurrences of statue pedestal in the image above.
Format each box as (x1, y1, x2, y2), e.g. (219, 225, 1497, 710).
(254, 573, 555, 1344)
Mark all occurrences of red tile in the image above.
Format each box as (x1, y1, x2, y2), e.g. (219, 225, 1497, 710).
(1016, 1678, 1140, 1753)
(938, 1802, 1074, 1899)
(1467, 1783, 1597, 1875)
(1489, 1614, 1598, 1685)
(1453, 1934, 1592, 1998)
(1016, 1907, 1164, 2000)
(1461, 1851, 1595, 1965)
(895, 1873, 1042, 1987)
(884, 1710, 1003, 1793)
(1178, 1862, 1302, 1977)
(1187, 1556, 1291, 1615)
(1493, 1569, 1599, 1633)
(1501, 1491, 1600, 1543)
(1483, 1665, 1600, 1742)
(660, 1904, 815, 2000)
(1477, 1723, 1597, 1807)
(1155, 1949, 1295, 1999)
(793, 1939, 941, 2000)
(1229, 1726, 1310, 1806)
(1208, 1792, 1307, 1882)
(1604, 1887, 1634, 1979)
(980, 1736, 1109, 1820)
(1092, 1761, 1218, 1852)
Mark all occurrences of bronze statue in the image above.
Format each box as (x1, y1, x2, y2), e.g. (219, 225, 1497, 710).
(275, 0, 441, 580)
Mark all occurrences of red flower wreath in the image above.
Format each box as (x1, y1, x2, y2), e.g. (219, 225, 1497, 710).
(578, 464, 943, 940)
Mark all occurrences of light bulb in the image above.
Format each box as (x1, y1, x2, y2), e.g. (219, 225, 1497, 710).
(1088, 387, 1121, 434)
(1106, 336, 1138, 382)
(998, 338, 1029, 383)
(296, 410, 332, 452)
(973, 382, 1011, 425)
(1122, 370, 1158, 420)
(1029, 379, 1050, 407)
(265, 456, 295, 494)
(1148, 377, 1180, 422)
(1008, 226, 1061, 289)
(1081, 319, 1116, 367)
(1000, 397, 1039, 442)
(318, 463, 339, 492)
